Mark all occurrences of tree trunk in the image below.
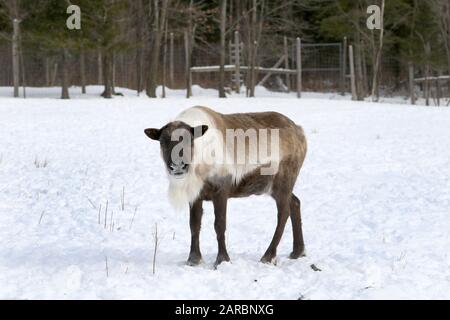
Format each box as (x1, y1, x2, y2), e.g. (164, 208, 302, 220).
(424, 43, 431, 106)
(102, 51, 112, 99)
(61, 49, 70, 99)
(51, 63, 58, 87)
(19, 40, 26, 98)
(355, 41, 364, 100)
(112, 52, 116, 94)
(147, 0, 169, 98)
(409, 62, 416, 105)
(12, 19, 20, 98)
(135, 0, 144, 95)
(218, 0, 227, 98)
(349, 45, 357, 101)
(162, 21, 168, 98)
(249, 0, 258, 97)
(169, 32, 174, 88)
(371, 0, 385, 102)
(184, 30, 192, 98)
(97, 50, 103, 85)
(296, 37, 302, 98)
(185, 0, 193, 98)
(80, 49, 86, 94)
(136, 45, 143, 94)
(361, 42, 369, 96)
(45, 58, 50, 86)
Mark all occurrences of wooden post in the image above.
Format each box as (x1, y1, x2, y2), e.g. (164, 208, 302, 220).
(340, 37, 347, 95)
(12, 19, 20, 98)
(408, 63, 415, 105)
(170, 32, 174, 88)
(284, 36, 290, 91)
(349, 45, 357, 101)
(234, 31, 241, 94)
(184, 30, 192, 98)
(296, 37, 302, 98)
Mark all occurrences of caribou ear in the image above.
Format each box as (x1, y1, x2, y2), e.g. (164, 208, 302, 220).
(191, 125, 209, 139)
(144, 128, 161, 141)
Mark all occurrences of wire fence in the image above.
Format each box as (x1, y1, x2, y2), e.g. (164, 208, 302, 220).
(0, 36, 445, 99)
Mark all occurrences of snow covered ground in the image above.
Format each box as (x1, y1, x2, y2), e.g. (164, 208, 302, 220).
(0, 86, 449, 299)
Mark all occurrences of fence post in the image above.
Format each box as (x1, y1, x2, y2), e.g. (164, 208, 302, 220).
(340, 37, 347, 95)
(284, 36, 291, 91)
(234, 31, 241, 94)
(170, 32, 174, 88)
(349, 45, 357, 101)
(296, 37, 302, 98)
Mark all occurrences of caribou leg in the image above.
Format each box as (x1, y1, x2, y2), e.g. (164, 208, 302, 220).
(289, 194, 305, 259)
(261, 194, 291, 264)
(187, 199, 203, 266)
(213, 194, 231, 267)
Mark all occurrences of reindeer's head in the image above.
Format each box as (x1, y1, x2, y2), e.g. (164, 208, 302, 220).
(144, 121, 208, 178)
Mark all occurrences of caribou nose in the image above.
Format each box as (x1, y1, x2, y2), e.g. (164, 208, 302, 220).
(169, 161, 187, 176)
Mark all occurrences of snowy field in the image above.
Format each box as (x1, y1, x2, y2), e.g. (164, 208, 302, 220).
(0, 86, 449, 299)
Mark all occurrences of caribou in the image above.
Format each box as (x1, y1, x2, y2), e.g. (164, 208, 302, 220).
(144, 106, 307, 266)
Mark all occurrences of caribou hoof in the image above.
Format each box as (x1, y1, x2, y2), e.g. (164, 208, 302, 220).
(186, 253, 202, 266)
(289, 249, 306, 260)
(260, 255, 277, 265)
(214, 253, 231, 269)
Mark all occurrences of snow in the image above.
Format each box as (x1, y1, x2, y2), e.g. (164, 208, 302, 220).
(0, 86, 449, 299)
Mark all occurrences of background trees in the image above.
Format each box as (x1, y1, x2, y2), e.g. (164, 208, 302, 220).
(0, 0, 448, 101)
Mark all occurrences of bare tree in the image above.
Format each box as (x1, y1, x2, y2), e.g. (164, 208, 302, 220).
(147, 0, 170, 98)
(218, 0, 227, 98)
(431, 0, 450, 75)
(0, 0, 22, 97)
(371, 0, 385, 102)
(134, 0, 146, 94)
(61, 48, 70, 99)
(80, 49, 86, 94)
